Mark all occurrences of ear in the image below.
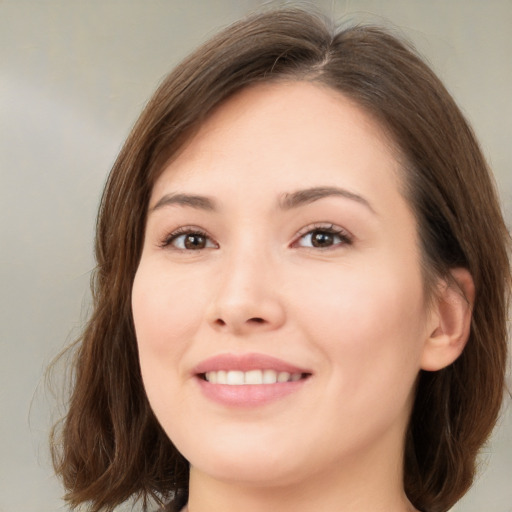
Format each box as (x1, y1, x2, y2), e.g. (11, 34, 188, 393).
(421, 268, 475, 372)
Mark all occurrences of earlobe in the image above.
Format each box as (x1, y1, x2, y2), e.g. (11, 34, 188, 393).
(420, 268, 475, 372)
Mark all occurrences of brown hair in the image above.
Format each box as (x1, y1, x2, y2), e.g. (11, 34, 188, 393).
(51, 8, 511, 512)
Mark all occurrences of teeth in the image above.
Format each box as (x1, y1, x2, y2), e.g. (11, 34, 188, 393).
(263, 369, 277, 384)
(204, 369, 303, 385)
(245, 369, 263, 384)
(277, 371, 290, 383)
(226, 370, 244, 385)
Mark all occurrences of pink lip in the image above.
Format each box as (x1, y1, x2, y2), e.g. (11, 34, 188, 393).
(193, 353, 310, 375)
(192, 353, 312, 408)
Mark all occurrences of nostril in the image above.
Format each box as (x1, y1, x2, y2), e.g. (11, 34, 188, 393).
(210, 315, 272, 330)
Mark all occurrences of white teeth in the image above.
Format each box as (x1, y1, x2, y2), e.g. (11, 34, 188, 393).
(277, 371, 291, 382)
(204, 370, 303, 385)
(245, 369, 263, 384)
(263, 369, 277, 384)
(226, 370, 244, 385)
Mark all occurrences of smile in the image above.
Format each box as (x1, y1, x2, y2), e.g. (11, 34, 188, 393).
(202, 369, 304, 385)
(194, 353, 312, 406)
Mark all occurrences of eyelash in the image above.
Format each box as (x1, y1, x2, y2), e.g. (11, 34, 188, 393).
(291, 223, 353, 249)
(159, 223, 353, 251)
(159, 226, 215, 250)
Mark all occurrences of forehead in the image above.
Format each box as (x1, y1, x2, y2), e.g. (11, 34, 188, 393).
(151, 81, 404, 210)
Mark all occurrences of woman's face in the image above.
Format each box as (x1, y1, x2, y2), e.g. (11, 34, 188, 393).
(132, 82, 435, 487)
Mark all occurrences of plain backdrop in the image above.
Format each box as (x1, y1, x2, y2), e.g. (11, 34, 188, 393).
(1, 1, 511, 511)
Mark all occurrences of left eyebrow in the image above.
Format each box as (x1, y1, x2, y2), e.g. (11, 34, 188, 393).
(279, 186, 376, 214)
(150, 193, 217, 212)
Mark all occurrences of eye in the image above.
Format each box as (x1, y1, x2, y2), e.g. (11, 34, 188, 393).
(294, 224, 352, 249)
(161, 227, 217, 250)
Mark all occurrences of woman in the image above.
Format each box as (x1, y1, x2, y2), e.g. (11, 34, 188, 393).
(51, 8, 510, 512)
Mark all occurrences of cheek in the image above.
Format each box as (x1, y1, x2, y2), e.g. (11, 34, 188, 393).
(131, 261, 211, 428)
(131, 262, 207, 364)
(291, 262, 427, 391)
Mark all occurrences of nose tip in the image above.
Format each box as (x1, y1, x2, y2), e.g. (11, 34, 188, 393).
(209, 302, 285, 335)
(206, 269, 286, 335)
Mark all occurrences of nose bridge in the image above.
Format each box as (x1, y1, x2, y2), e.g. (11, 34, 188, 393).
(224, 241, 269, 299)
(207, 233, 285, 333)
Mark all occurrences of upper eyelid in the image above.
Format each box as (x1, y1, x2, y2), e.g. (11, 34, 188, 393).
(159, 225, 218, 248)
(291, 223, 353, 242)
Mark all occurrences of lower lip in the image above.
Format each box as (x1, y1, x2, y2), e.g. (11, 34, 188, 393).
(196, 377, 308, 407)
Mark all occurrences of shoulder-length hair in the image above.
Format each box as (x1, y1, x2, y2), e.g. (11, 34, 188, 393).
(51, 8, 510, 512)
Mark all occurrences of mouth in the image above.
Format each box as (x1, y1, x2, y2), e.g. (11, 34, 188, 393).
(193, 353, 312, 406)
(199, 369, 310, 385)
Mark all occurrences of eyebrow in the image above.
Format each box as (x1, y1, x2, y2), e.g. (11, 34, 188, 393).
(150, 186, 375, 214)
(279, 186, 376, 214)
(151, 193, 216, 212)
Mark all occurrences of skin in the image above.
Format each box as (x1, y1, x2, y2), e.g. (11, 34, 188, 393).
(132, 81, 470, 512)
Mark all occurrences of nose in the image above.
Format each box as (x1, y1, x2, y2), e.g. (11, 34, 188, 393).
(206, 248, 286, 335)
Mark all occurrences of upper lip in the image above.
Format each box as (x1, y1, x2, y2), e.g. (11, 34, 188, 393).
(193, 353, 311, 375)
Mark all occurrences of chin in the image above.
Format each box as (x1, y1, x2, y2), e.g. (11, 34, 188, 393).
(191, 453, 309, 488)
(177, 427, 313, 487)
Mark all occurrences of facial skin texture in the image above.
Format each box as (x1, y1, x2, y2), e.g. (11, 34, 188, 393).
(132, 82, 454, 512)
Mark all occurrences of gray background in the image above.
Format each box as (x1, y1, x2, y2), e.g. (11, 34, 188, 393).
(1, 1, 511, 511)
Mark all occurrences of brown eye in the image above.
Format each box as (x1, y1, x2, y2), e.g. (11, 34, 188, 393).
(164, 230, 217, 250)
(184, 233, 207, 249)
(310, 231, 335, 247)
(295, 226, 352, 249)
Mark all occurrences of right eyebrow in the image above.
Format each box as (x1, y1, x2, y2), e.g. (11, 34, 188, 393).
(279, 186, 376, 214)
(150, 193, 216, 212)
